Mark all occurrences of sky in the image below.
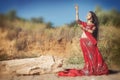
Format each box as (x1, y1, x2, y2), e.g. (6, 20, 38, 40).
(0, 0, 120, 26)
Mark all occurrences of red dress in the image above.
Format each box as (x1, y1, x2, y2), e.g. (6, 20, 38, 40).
(58, 20, 109, 77)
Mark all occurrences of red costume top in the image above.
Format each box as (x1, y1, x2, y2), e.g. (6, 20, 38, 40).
(77, 20, 97, 45)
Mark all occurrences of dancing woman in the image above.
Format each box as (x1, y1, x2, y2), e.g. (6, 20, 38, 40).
(58, 5, 109, 76)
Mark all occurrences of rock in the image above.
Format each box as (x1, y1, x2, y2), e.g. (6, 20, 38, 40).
(0, 55, 63, 75)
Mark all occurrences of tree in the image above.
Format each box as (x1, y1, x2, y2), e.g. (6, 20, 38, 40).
(46, 22, 53, 28)
(31, 17, 44, 23)
(95, 6, 120, 27)
(95, 6, 102, 14)
(68, 21, 76, 27)
(6, 10, 17, 21)
(0, 14, 5, 27)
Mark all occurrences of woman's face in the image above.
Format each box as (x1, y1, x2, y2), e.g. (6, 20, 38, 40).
(86, 12, 92, 20)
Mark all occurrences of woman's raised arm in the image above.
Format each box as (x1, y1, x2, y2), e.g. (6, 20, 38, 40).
(75, 4, 79, 21)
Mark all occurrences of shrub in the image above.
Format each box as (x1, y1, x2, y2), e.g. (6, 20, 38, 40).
(15, 38, 27, 51)
(6, 27, 22, 40)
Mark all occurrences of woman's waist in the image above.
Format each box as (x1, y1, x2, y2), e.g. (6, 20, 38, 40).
(81, 32, 87, 38)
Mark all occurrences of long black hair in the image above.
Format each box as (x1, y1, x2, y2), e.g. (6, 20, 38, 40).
(89, 11, 99, 40)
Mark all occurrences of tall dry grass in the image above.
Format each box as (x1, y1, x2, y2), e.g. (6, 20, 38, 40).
(98, 26, 120, 69)
(0, 18, 120, 69)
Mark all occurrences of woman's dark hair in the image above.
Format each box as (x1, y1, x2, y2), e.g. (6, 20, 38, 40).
(89, 11, 99, 40)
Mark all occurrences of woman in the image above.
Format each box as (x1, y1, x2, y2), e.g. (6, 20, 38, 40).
(58, 5, 109, 76)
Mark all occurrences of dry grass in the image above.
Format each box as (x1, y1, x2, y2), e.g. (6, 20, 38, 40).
(0, 19, 120, 70)
(98, 26, 120, 69)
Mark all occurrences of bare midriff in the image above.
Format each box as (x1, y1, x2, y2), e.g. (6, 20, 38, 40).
(81, 31, 87, 38)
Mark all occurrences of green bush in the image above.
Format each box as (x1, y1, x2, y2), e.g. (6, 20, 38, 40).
(95, 6, 120, 27)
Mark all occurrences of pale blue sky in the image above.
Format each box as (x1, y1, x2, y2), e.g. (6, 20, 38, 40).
(0, 0, 120, 26)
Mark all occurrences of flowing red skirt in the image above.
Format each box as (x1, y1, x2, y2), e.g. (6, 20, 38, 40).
(58, 38, 109, 77)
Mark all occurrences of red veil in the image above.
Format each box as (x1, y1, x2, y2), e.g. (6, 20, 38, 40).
(58, 20, 109, 77)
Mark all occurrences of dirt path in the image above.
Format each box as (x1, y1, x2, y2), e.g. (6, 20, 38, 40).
(0, 70, 120, 80)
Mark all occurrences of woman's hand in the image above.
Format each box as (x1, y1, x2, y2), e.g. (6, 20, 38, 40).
(79, 25, 85, 30)
(75, 4, 79, 10)
(81, 26, 86, 31)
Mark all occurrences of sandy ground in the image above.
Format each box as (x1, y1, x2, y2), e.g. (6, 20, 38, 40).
(0, 70, 120, 80)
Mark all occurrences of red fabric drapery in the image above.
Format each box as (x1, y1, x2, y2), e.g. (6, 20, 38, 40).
(58, 20, 109, 77)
